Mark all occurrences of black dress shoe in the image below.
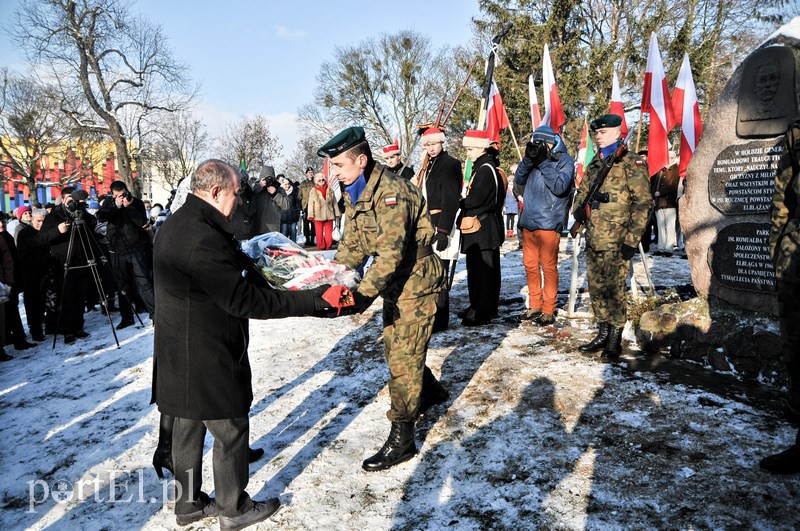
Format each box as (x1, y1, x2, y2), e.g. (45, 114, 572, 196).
(116, 319, 135, 330)
(64, 334, 76, 345)
(74, 330, 90, 338)
(248, 447, 265, 463)
(31, 334, 46, 342)
(0, 351, 14, 362)
(219, 498, 280, 531)
(461, 316, 490, 327)
(176, 498, 219, 526)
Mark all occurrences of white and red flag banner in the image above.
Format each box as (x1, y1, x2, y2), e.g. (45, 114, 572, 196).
(641, 32, 675, 177)
(671, 53, 703, 178)
(486, 78, 510, 144)
(528, 74, 542, 130)
(610, 71, 629, 138)
(541, 44, 566, 133)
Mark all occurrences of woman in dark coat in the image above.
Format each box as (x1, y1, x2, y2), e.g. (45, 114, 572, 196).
(458, 130, 505, 326)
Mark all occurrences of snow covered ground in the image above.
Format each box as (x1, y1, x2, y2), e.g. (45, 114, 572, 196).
(1, 236, 798, 530)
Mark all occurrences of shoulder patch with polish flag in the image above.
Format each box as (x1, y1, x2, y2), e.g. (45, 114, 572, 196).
(636, 160, 645, 166)
(384, 196, 397, 206)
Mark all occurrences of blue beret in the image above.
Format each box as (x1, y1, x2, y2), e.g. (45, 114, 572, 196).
(317, 126, 367, 158)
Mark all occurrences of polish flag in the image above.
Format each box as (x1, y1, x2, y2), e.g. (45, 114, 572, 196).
(575, 118, 595, 187)
(541, 44, 566, 133)
(486, 78, 510, 145)
(671, 53, 703, 178)
(610, 71, 629, 138)
(641, 32, 675, 177)
(528, 75, 542, 130)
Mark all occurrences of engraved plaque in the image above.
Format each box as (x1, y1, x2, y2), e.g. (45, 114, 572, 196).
(708, 140, 784, 215)
(736, 46, 797, 138)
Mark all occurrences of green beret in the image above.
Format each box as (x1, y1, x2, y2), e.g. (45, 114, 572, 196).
(590, 114, 623, 131)
(317, 126, 367, 158)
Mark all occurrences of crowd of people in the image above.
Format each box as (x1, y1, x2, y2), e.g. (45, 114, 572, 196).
(2, 114, 797, 528)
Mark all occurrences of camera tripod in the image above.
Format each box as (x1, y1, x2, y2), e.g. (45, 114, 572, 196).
(52, 212, 144, 349)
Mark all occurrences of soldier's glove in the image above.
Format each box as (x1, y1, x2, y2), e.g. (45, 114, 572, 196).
(433, 232, 449, 252)
(573, 207, 588, 223)
(312, 284, 335, 312)
(524, 141, 548, 167)
(621, 244, 637, 261)
(351, 291, 376, 314)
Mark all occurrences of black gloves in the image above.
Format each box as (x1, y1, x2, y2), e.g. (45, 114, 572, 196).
(621, 244, 637, 260)
(312, 284, 334, 312)
(433, 232, 449, 252)
(573, 207, 588, 224)
(524, 141, 548, 167)
(352, 291, 376, 313)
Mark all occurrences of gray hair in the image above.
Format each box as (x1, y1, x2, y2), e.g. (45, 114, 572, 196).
(31, 208, 48, 218)
(190, 159, 238, 194)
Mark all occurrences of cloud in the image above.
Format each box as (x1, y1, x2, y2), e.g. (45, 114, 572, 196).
(273, 25, 306, 39)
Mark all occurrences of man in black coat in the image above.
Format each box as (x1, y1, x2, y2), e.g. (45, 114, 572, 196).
(97, 180, 155, 329)
(152, 159, 334, 529)
(380, 139, 415, 180)
(40, 187, 97, 344)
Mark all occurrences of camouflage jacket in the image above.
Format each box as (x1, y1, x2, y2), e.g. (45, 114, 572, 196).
(335, 163, 445, 301)
(770, 120, 800, 282)
(576, 148, 652, 251)
(298, 179, 314, 210)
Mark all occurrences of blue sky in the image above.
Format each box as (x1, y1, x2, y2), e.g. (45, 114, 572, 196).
(0, 0, 482, 167)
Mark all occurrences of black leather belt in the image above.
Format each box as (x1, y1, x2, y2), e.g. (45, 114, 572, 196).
(416, 245, 434, 259)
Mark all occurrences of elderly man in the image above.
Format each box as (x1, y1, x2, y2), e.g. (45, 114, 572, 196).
(573, 114, 651, 358)
(321, 126, 449, 472)
(16, 208, 50, 342)
(152, 159, 336, 529)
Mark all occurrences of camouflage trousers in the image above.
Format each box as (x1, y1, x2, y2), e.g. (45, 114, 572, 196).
(382, 290, 438, 422)
(586, 248, 629, 327)
(778, 279, 800, 411)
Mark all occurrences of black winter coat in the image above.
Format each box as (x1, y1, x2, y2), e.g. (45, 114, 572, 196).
(423, 151, 462, 235)
(459, 152, 505, 251)
(152, 193, 319, 420)
(40, 205, 98, 266)
(96, 196, 151, 253)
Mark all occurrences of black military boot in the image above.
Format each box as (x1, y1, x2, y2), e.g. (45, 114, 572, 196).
(579, 322, 610, 352)
(362, 421, 417, 472)
(419, 367, 450, 415)
(601, 327, 624, 359)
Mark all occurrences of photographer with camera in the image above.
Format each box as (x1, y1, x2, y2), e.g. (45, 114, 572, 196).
(40, 187, 97, 344)
(97, 181, 155, 329)
(254, 166, 289, 235)
(513, 124, 575, 326)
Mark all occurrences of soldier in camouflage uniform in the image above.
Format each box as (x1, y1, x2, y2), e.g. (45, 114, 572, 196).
(760, 118, 800, 475)
(318, 126, 450, 472)
(573, 114, 652, 358)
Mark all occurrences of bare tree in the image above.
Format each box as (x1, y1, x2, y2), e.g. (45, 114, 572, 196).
(0, 67, 71, 204)
(145, 110, 209, 192)
(284, 132, 328, 181)
(12, 0, 196, 195)
(299, 29, 461, 158)
(215, 115, 283, 174)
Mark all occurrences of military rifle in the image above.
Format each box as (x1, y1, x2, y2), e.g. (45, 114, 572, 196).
(569, 128, 636, 238)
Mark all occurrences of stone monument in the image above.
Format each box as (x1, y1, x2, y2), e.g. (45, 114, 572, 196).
(681, 23, 800, 315)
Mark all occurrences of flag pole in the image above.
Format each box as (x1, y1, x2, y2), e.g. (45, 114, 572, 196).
(507, 121, 523, 160)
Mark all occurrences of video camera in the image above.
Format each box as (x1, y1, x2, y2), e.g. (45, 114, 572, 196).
(64, 190, 90, 219)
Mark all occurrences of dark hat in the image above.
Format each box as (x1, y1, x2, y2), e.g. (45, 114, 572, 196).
(532, 124, 556, 144)
(305, 166, 314, 173)
(259, 165, 276, 180)
(590, 114, 623, 131)
(317, 126, 366, 158)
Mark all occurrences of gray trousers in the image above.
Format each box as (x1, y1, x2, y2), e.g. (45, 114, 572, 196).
(172, 416, 254, 517)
